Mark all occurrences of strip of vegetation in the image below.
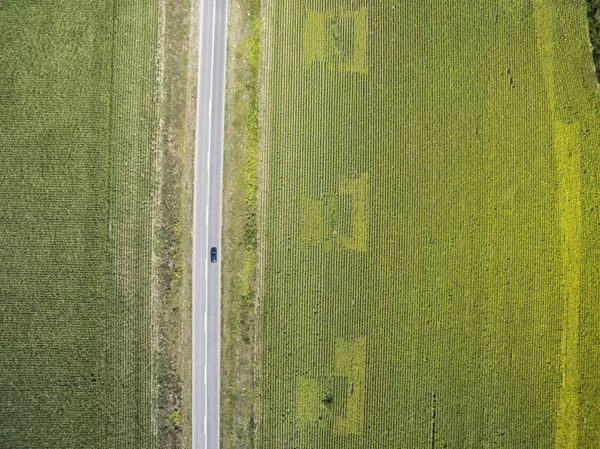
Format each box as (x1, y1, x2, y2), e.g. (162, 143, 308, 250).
(245, 18, 261, 253)
(220, 0, 261, 447)
(153, 0, 198, 447)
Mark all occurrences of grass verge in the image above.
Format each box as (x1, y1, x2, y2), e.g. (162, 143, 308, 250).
(220, 0, 261, 447)
(152, 0, 198, 447)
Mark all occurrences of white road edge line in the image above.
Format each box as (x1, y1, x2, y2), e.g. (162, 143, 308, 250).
(204, 1, 218, 449)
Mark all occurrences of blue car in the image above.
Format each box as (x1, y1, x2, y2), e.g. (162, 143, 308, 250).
(210, 247, 217, 263)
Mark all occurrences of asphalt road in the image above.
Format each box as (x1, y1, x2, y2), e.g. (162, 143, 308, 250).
(192, 0, 228, 447)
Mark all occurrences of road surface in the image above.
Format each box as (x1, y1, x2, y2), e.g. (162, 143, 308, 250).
(192, 0, 228, 447)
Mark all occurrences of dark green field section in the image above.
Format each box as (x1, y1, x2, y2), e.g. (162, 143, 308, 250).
(258, 0, 600, 447)
(0, 1, 159, 447)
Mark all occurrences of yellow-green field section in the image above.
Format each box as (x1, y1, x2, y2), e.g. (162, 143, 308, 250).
(258, 0, 600, 447)
(0, 1, 160, 447)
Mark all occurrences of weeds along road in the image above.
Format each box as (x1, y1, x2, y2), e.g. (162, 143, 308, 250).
(192, 0, 228, 447)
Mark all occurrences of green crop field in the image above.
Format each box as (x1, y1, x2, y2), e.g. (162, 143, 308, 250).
(257, 0, 600, 447)
(0, 1, 162, 447)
